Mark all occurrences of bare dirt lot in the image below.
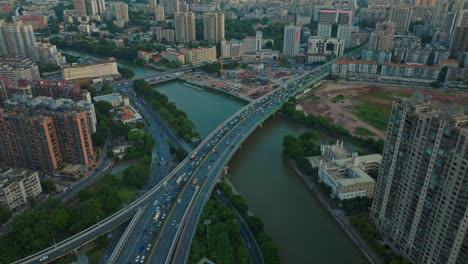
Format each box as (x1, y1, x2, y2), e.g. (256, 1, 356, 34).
(300, 82, 468, 140)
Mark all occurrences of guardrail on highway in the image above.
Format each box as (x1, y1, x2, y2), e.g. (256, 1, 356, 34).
(107, 206, 147, 263)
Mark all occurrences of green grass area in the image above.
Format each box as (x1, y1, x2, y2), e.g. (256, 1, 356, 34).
(331, 94, 350, 103)
(354, 103, 391, 131)
(355, 91, 408, 101)
(355, 126, 376, 137)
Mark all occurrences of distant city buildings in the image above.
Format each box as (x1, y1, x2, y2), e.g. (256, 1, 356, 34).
(332, 59, 378, 79)
(283, 24, 301, 57)
(203, 13, 225, 44)
(12, 15, 47, 30)
(162, 0, 179, 16)
(174, 12, 196, 43)
(371, 95, 468, 264)
(161, 50, 186, 64)
(450, 9, 468, 55)
(309, 142, 380, 200)
(155, 4, 165, 22)
(0, 167, 42, 210)
(180, 46, 216, 64)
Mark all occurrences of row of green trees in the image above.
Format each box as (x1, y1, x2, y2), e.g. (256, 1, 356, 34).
(0, 162, 150, 263)
(133, 80, 199, 142)
(217, 181, 282, 264)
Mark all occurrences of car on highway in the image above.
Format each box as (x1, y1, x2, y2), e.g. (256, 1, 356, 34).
(153, 200, 158, 206)
(172, 220, 176, 226)
(39, 255, 48, 261)
(135, 255, 140, 262)
(146, 243, 151, 250)
(162, 213, 166, 219)
(207, 165, 212, 170)
(140, 256, 145, 263)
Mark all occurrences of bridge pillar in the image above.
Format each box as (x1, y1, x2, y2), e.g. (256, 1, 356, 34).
(223, 166, 229, 175)
(259, 122, 263, 128)
(273, 112, 276, 117)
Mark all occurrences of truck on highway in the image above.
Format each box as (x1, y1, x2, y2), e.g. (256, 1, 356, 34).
(190, 151, 198, 160)
(153, 211, 161, 222)
(192, 178, 198, 188)
(176, 176, 183, 185)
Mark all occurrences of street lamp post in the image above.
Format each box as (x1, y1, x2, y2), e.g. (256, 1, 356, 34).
(204, 219, 212, 250)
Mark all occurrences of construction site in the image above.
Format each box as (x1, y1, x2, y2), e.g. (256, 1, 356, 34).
(299, 82, 468, 140)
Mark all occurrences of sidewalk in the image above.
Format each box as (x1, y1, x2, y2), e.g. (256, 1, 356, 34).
(290, 161, 382, 264)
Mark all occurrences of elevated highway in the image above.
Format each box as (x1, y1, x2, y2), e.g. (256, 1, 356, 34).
(14, 46, 364, 264)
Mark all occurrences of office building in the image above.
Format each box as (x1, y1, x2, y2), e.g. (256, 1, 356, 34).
(0, 21, 36, 58)
(155, 4, 165, 22)
(110, 2, 129, 23)
(93, 93, 129, 107)
(162, 0, 179, 16)
(371, 96, 468, 264)
(309, 142, 379, 200)
(0, 57, 40, 84)
(307, 36, 344, 62)
(0, 96, 96, 173)
(369, 21, 395, 52)
(0, 167, 42, 210)
(317, 23, 332, 37)
(61, 58, 119, 81)
(283, 24, 301, 57)
(203, 13, 225, 44)
(179, 47, 216, 64)
(174, 12, 196, 43)
(389, 5, 412, 32)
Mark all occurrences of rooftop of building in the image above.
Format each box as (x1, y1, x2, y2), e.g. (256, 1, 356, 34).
(93, 93, 123, 102)
(5, 95, 93, 112)
(62, 58, 116, 69)
(383, 62, 438, 70)
(335, 59, 378, 65)
(0, 167, 38, 187)
(0, 57, 37, 69)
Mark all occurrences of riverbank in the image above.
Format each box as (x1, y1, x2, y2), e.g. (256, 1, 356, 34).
(290, 161, 381, 264)
(179, 78, 252, 103)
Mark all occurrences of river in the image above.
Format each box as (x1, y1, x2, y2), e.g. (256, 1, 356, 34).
(61, 50, 367, 263)
(156, 82, 367, 264)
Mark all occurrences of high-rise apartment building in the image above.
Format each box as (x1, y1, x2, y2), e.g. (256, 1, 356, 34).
(110, 2, 129, 23)
(318, 9, 352, 25)
(389, 5, 412, 32)
(203, 13, 225, 44)
(148, 0, 157, 10)
(369, 21, 396, 52)
(283, 24, 301, 57)
(86, 0, 99, 16)
(337, 24, 352, 48)
(162, 0, 179, 16)
(0, 96, 96, 173)
(174, 12, 196, 43)
(0, 167, 42, 210)
(432, 0, 450, 30)
(74, 0, 87, 15)
(371, 96, 468, 264)
(155, 4, 165, 22)
(0, 21, 36, 58)
(450, 9, 468, 54)
(179, 1, 189, 12)
(0, 57, 40, 84)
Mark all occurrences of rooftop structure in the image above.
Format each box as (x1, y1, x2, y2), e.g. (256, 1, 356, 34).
(309, 141, 380, 200)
